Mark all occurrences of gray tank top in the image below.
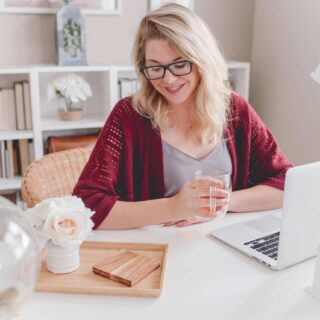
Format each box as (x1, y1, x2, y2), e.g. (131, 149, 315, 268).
(162, 140, 232, 197)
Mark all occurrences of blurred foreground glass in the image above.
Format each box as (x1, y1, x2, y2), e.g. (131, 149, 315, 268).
(0, 198, 40, 320)
(311, 63, 320, 84)
(195, 170, 231, 219)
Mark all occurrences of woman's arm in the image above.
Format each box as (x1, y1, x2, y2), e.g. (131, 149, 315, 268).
(99, 179, 224, 229)
(228, 185, 283, 212)
(162, 185, 284, 228)
(99, 198, 173, 229)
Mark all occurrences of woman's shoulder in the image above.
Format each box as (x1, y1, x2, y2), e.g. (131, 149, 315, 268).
(229, 92, 253, 116)
(110, 97, 142, 121)
(227, 92, 261, 131)
(102, 97, 153, 136)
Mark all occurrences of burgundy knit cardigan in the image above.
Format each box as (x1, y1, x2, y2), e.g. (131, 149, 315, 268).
(73, 93, 292, 228)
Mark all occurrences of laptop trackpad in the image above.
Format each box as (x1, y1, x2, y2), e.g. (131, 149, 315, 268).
(245, 216, 280, 234)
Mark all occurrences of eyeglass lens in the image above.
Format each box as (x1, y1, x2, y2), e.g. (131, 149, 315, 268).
(143, 61, 192, 79)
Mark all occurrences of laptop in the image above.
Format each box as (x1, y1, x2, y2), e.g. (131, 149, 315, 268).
(210, 161, 320, 270)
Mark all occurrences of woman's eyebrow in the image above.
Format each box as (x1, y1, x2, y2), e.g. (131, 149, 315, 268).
(146, 57, 183, 64)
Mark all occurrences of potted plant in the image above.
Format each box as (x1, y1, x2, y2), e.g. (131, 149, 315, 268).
(24, 195, 94, 273)
(47, 73, 92, 121)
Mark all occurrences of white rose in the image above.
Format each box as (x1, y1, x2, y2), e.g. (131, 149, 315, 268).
(24, 196, 94, 247)
(44, 208, 94, 247)
(25, 200, 58, 244)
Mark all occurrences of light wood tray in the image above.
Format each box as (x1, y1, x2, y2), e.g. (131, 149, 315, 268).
(36, 241, 168, 298)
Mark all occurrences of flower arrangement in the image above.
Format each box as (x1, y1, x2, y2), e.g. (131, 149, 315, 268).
(47, 73, 92, 112)
(24, 196, 94, 248)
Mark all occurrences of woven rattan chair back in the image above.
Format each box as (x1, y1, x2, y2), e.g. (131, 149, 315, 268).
(22, 147, 91, 208)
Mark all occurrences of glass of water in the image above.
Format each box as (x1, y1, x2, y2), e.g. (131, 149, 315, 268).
(195, 170, 231, 219)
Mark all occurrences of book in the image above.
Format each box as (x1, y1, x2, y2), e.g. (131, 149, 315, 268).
(0, 140, 5, 178)
(118, 78, 138, 99)
(28, 140, 35, 164)
(0, 143, 2, 178)
(14, 82, 25, 130)
(47, 132, 99, 153)
(0, 90, 4, 130)
(2, 88, 17, 131)
(6, 140, 15, 178)
(22, 81, 32, 130)
(12, 140, 20, 175)
(18, 139, 30, 176)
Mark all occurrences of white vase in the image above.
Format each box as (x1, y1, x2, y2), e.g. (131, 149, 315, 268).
(45, 241, 80, 274)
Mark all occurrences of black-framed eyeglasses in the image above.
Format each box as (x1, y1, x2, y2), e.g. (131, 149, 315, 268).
(140, 60, 193, 80)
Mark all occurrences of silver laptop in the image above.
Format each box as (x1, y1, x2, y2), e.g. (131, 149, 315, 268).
(210, 161, 320, 270)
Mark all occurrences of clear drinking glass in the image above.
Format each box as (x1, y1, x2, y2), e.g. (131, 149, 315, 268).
(195, 170, 231, 219)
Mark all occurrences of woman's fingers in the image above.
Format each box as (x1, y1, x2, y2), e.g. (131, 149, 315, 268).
(187, 178, 224, 189)
(175, 216, 213, 227)
(197, 197, 229, 208)
(162, 221, 180, 227)
(195, 186, 229, 199)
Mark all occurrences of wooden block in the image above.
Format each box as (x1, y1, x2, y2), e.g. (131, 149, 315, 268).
(92, 250, 160, 287)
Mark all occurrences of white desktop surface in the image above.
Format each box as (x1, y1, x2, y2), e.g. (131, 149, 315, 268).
(19, 210, 320, 320)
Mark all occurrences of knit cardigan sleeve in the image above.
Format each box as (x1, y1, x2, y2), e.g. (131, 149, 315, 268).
(73, 100, 128, 228)
(228, 93, 292, 191)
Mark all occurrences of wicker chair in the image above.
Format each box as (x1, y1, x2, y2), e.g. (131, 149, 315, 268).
(22, 147, 91, 208)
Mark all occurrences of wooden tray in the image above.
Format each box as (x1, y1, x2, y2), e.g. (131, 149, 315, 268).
(36, 241, 168, 298)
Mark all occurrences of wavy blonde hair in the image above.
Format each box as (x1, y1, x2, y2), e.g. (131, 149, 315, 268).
(132, 3, 231, 146)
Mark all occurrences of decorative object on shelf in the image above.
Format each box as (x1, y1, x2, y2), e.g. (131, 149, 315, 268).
(56, 0, 87, 65)
(24, 195, 94, 274)
(0, 196, 40, 320)
(306, 245, 320, 301)
(47, 73, 92, 121)
(149, 0, 194, 11)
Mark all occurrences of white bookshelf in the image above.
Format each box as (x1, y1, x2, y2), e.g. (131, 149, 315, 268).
(0, 61, 250, 195)
(0, 177, 22, 192)
(227, 60, 250, 101)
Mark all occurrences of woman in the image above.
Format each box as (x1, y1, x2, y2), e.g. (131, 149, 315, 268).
(73, 4, 292, 229)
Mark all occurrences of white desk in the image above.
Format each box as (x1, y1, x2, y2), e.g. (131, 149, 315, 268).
(19, 210, 320, 320)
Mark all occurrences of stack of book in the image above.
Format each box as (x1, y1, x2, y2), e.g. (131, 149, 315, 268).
(118, 78, 138, 99)
(0, 81, 32, 131)
(0, 139, 34, 179)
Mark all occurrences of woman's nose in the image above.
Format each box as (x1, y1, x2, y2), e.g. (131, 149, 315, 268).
(162, 69, 178, 83)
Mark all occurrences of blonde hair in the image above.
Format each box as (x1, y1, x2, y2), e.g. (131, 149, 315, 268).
(132, 3, 231, 146)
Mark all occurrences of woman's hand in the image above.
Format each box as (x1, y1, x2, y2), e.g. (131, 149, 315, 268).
(165, 178, 229, 226)
(163, 216, 213, 227)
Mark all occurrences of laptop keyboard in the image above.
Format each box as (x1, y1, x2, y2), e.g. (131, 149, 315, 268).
(243, 231, 280, 260)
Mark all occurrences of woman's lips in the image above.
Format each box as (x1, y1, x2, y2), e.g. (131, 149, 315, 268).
(164, 84, 184, 94)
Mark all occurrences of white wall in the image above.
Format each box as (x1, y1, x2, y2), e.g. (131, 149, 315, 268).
(0, 0, 255, 66)
(250, 0, 320, 165)
(195, 0, 255, 61)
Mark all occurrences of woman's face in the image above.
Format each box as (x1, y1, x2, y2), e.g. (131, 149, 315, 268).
(144, 39, 200, 108)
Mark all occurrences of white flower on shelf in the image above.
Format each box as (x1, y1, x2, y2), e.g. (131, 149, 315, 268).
(47, 73, 92, 112)
(24, 195, 94, 248)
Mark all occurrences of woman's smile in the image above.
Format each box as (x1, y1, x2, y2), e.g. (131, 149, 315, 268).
(164, 83, 185, 95)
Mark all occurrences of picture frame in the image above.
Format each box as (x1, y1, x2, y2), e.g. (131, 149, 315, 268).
(149, 0, 193, 11)
(0, 0, 122, 15)
(56, 3, 87, 65)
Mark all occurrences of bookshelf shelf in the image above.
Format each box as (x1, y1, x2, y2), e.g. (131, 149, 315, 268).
(0, 67, 30, 75)
(0, 131, 33, 140)
(41, 116, 105, 131)
(0, 62, 250, 196)
(0, 177, 22, 192)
